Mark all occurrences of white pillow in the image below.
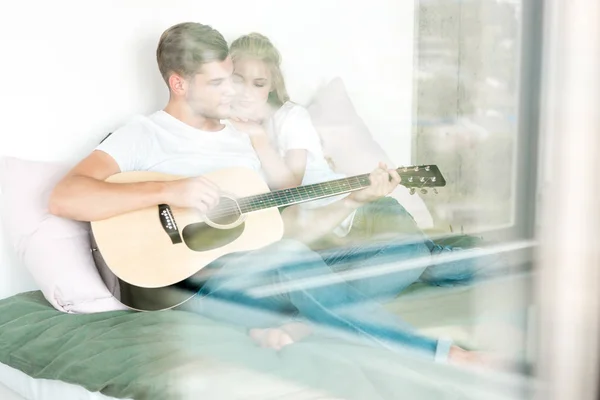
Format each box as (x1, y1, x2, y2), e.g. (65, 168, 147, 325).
(0, 156, 126, 313)
(306, 77, 434, 229)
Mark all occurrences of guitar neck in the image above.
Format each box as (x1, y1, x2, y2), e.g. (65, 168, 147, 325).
(238, 174, 370, 213)
(236, 165, 444, 213)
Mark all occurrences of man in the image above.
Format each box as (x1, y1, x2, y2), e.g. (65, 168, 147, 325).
(49, 22, 481, 366)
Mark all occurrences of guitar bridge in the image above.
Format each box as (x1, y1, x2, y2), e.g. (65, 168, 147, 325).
(158, 204, 182, 244)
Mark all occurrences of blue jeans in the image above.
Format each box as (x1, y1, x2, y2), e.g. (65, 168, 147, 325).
(185, 239, 451, 362)
(334, 197, 485, 288)
(181, 197, 482, 362)
(183, 197, 494, 363)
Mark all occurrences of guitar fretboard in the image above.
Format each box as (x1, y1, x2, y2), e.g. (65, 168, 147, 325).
(238, 174, 372, 213)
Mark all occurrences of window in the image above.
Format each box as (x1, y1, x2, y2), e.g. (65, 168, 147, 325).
(413, 0, 526, 234)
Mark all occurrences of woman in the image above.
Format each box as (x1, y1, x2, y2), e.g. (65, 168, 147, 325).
(229, 33, 484, 266)
(226, 33, 491, 357)
(228, 33, 339, 191)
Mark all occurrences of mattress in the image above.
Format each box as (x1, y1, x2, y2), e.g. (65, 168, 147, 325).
(0, 291, 485, 400)
(0, 276, 533, 400)
(0, 362, 124, 400)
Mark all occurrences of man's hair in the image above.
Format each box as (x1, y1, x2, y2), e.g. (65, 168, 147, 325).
(156, 22, 229, 86)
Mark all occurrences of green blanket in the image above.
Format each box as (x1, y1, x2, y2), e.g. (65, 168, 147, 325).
(0, 291, 521, 400)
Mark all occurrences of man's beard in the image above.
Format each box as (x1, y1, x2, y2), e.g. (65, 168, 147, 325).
(229, 103, 262, 122)
(189, 101, 229, 120)
(201, 107, 228, 120)
(186, 89, 230, 120)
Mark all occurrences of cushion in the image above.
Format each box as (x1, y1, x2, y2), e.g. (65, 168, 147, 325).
(0, 156, 126, 313)
(306, 77, 434, 229)
(0, 220, 37, 300)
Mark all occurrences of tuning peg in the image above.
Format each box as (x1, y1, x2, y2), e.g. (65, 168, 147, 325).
(409, 188, 416, 195)
(420, 189, 428, 195)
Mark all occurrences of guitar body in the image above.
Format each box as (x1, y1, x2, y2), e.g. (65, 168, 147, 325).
(91, 164, 446, 311)
(91, 168, 284, 311)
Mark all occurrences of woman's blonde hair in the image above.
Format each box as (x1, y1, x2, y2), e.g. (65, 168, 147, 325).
(229, 33, 290, 107)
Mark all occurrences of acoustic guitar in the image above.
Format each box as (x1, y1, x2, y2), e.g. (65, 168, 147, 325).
(90, 165, 446, 311)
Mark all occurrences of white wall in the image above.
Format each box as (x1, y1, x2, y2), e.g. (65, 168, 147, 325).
(0, 0, 415, 164)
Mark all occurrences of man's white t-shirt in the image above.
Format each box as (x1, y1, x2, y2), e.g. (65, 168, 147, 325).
(96, 109, 355, 236)
(97, 110, 263, 177)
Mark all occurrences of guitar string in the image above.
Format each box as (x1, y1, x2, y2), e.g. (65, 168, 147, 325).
(202, 176, 369, 220)
(229, 175, 438, 218)
(202, 174, 438, 221)
(232, 166, 436, 214)
(173, 169, 439, 222)
(238, 182, 365, 214)
(229, 170, 439, 216)
(195, 172, 439, 221)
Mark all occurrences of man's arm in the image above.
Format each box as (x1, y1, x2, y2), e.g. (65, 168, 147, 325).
(281, 162, 401, 245)
(49, 150, 220, 222)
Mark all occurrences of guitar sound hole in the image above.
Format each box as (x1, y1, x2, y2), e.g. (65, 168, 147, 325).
(182, 221, 245, 251)
(206, 197, 242, 225)
(181, 196, 245, 252)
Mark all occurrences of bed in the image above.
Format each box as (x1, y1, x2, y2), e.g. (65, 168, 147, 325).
(0, 154, 532, 399)
(0, 276, 535, 400)
(0, 362, 118, 400)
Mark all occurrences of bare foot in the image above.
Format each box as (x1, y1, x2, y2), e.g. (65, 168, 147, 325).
(449, 346, 490, 366)
(249, 327, 294, 351)
(448, 346, 515, 371)
(249, 322, 313, 351)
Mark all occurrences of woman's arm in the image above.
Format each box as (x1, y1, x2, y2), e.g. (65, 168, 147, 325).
(232, 120, 307, 189)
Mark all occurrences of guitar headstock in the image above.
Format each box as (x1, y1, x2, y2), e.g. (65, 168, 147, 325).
(396, 164, 446, 195)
